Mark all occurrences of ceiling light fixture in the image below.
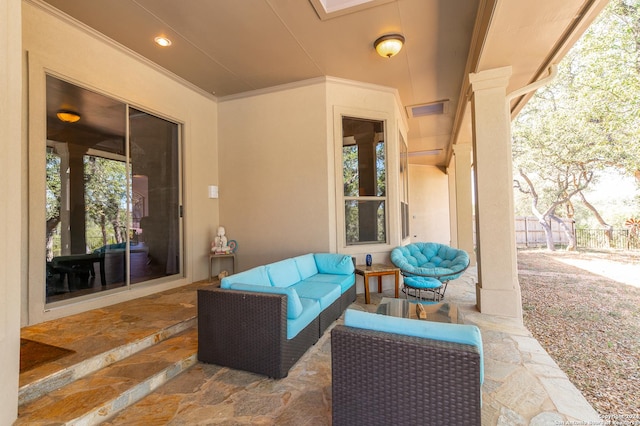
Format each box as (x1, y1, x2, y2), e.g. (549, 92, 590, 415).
(374, 34, 405, 58)
(154, 36, 172, 47)
(56, 110, 81, 123)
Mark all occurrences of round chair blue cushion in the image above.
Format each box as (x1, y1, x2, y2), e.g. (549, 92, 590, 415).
(390, 242, 469, 281)
(403, 276, 442, 289)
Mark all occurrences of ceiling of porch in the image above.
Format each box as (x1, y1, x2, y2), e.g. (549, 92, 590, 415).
(41, 0, 608, 166)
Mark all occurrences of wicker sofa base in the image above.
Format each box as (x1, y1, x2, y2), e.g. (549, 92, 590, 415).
(339, 284, 356, 311)
(331, 325, 482, 425)
(198, 283, 356, 379)
(319, 298, 342, 335)
(198, 287, 320, 379)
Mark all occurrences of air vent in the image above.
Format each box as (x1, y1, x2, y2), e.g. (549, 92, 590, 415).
(408, 149, 442, 157)
(406, 100, 449, 118)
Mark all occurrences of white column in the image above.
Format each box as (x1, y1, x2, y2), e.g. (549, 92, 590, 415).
(451, 143, 476, 266)
(469, 66, 523, 320)
(0, 0, 22, 423)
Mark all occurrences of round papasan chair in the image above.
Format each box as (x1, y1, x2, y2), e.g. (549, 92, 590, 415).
(390, 242, 470, 300)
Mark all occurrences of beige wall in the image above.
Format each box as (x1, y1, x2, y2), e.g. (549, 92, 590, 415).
(218, 82, 330, 270)
(218, 78, 407, 271)
(409, 164, 451, 244)
(1, 0, 23, 421)
(22, 1, 219, 325)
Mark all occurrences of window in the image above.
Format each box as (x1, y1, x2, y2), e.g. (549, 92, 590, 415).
(400, 133, 410, 239)
(45, 75, 182, 303)
(342, 116, 387, 245)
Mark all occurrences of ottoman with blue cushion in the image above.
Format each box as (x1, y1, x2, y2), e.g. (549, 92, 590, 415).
(402, 275, 443, 301)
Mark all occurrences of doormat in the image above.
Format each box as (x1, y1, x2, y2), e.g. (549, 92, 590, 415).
(20, 338, 75, 373)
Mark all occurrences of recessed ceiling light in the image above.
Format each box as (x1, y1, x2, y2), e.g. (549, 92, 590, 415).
(154, 36, 172, 47)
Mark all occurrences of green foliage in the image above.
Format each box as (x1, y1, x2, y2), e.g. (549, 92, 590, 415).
(84, 155, 128, 247)
(513, 0, 640, 234)
(46, 151, 61, 222)
(45, 152, 128, 257)
(343, 141, 387, 244)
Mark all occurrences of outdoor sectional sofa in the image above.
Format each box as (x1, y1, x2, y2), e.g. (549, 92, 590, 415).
(197, 252, 356, 378)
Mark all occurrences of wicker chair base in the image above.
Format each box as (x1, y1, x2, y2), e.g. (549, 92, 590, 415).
(331, 325, 481, 426)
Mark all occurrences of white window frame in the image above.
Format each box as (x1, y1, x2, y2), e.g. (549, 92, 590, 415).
(333, 107, 393, 254)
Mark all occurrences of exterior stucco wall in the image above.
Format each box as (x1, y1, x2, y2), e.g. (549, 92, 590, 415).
(409, 164, 451, 244)
(218, 78, 407, 271)
(22, 1, 219, 325)
(1, 0, 23, 422)
(218, 82, 330, 270)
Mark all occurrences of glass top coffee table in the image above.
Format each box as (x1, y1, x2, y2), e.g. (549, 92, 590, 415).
(376, 297, 461, 324)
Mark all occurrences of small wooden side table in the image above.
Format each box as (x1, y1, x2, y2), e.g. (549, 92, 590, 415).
(355, 263, 400, 304)
(209, 253, 237, 282)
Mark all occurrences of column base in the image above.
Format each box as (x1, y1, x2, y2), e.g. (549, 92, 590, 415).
(476, 283, 523, 321)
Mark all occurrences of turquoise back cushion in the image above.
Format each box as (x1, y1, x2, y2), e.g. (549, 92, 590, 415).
(391, 243, 469, 277)
(345, 309, 484, 383)
(220, 266, 270, 288)
(229, 283, 304, 319)
(267, 258, 302, 288)
(293, 254, 319, 280)
(313, 253, 354, 275)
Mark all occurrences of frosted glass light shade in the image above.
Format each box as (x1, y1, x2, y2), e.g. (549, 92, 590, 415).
(374, 34, 405, 58)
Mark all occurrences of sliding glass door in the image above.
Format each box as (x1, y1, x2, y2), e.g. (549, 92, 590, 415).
(45, 75, 182, 303)
(129, 108, 181, 284)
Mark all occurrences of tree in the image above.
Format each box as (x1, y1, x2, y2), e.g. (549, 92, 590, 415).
(84, 155, 127, 248)
(45, 152, 61, 260)
(512, 0, 640, 250)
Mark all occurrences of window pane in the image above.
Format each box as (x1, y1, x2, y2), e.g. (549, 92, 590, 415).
(342, 117, 385, 197)
(345, 200, 386, 244)
(342, 116, 387, 245)
(45, 75, 126, 302)
(45, 75, 182, 304)
(400, 133, 409, 239)
(129, 108, 181, 284)
(84, 155, 128, 287)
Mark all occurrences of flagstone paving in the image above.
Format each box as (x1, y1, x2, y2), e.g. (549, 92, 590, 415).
(101, 267, 601, 425)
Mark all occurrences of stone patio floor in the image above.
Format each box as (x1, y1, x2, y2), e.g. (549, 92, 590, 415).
(100, 267, 601, 425)
(18, 268, 603, 424)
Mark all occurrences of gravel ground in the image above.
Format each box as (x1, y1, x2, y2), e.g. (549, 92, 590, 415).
(518, 249, 640, 417)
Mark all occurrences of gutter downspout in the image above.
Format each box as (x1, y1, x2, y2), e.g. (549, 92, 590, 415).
(507, 64, 558, 101)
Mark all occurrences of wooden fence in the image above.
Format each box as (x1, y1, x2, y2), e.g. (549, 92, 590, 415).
(514, 216, 574, 248)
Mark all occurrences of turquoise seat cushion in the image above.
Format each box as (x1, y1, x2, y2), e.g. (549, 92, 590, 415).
(391, 243, 469, 279)
(313, 253, 354, 275)
(292, 281, 341, 310)
(267, 258, 302, 288)
(287, 298, 321, 340)
(220, 266, 270, 289)
(228, 283, 304, 320)
(293, 253, 319, 280)
(302, 274, 355, 293)
(345, 309, 484, 383)
(403, 276, 442, 289)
